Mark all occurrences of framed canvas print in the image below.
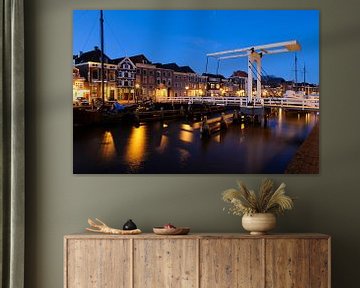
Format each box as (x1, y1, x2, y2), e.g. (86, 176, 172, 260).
(72, 10, 319, 174)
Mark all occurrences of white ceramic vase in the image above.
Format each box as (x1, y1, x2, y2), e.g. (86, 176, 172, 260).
(242, 213, 276, 235)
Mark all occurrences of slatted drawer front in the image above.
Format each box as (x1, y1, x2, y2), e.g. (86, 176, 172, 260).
(200, 239, 263, 288)
(133, 239, 198, 288)
(66, 239, 131, 288)
(265, 239, 329, 288)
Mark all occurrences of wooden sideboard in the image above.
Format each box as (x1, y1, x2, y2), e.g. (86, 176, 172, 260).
(64, 233, 330, 288)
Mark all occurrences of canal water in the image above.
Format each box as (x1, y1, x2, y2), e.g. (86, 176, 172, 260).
(73, 109, 319, 174)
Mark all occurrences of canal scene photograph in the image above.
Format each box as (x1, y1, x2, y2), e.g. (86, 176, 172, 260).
(73, 10, 319, 174)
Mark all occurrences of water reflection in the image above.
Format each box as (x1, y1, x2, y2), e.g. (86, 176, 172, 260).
(181, 124, 193, 132)
(124, 125, 147, 171)
(73, 109, 319, 174)
(156, 135, 168, 154)
(179, 130, 193, 143)
(100, 131, 116, 160)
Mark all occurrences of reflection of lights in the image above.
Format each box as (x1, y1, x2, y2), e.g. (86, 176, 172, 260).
(181, 124, 193, 132)
(278, 108, 283, 123)
(163, 123, 168, 128)
(100, 131, 116, 160)
(125, 125, 146, 166)
(192, 122, 201, 129)
(156, 135, 168, 154)
(214, 134, 220, 143)
(179, 130, 193, 143)
(241, 123, 245, 130)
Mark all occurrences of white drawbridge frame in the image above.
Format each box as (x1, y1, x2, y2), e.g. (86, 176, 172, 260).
(207, 40, 301, 102)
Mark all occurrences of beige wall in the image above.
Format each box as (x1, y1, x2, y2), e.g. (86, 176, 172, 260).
(25, 0, 360, 287)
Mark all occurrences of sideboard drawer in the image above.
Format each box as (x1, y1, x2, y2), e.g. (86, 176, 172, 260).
(265, 238, 329, 288)
(200, 238, 263, 288)
(66, 239, 131, 288)
(134, 239, 198, 288)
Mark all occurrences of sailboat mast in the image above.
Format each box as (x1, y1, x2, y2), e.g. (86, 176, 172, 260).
(100, 10, 105, 103)
(303, 63, 306, 84)
(294, 53, 298, 88)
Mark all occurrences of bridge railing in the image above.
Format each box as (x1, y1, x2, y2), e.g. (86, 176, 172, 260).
(157, 96, 250, 107)
(262, 97, 319, 109)
(156, 96, 319, 110)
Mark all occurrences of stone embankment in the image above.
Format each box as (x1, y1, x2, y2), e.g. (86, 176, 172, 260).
(285, 122, 319, 174)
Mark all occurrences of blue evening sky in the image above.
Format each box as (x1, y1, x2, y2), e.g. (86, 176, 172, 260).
(73, 10, 319, 84)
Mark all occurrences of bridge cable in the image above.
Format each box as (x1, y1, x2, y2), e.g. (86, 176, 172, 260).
(80, 17, 98, 52)
(104, 19, 127, 57)
(249, 61, 277, 98)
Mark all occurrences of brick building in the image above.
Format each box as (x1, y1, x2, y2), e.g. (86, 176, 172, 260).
(73, 48, 255, 103)
(74, 47, 117, 101)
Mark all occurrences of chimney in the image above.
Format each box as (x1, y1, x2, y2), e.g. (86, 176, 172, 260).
(94, 46, 99, 51)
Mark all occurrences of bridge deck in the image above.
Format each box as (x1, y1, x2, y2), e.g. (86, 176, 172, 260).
(156, 96, 319, 111)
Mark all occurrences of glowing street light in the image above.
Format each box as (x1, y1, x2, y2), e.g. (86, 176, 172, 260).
(135, 83, 140, 103)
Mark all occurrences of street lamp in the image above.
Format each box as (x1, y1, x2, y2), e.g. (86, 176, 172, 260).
(185, 86, 189, 96)
(135, 83, 140, 103)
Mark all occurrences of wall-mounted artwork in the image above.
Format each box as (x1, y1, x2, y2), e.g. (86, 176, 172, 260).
(73, 10, 319, 174)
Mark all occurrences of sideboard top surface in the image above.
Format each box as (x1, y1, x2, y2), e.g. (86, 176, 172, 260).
(64, 232, 330, 240)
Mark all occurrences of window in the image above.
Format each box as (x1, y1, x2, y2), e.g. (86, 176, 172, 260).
(136, 69, 140, 74)
(143, 70, 147, 75)
(92, 69, 99, 80)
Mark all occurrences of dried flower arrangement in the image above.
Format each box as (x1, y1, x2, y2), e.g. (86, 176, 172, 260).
(222, 178, 294, 216)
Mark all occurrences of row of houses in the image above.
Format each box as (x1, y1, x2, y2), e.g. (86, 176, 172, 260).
(73, 47, 248, 102)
